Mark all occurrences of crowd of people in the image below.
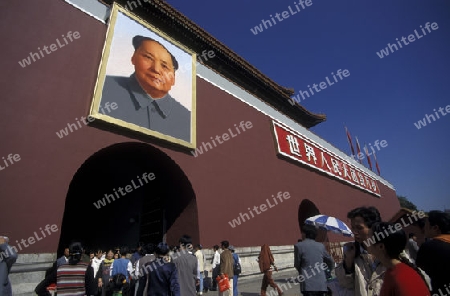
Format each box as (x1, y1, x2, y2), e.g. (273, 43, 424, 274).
(283, 207, 450, 296)
(1, 208, 449, 296)
(29, 235, 241, 296)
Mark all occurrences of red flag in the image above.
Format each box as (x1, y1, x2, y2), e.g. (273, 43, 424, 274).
(355, 136, 362, 164)
(364, 145, 373, 171)
(373, 150, 381, 175)
(345, 126, 356, 156)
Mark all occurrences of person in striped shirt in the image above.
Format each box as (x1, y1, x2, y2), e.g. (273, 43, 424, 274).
(57, 242, 96, 296)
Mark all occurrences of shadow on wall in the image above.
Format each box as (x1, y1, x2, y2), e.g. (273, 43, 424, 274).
(57, 142, 199, 254)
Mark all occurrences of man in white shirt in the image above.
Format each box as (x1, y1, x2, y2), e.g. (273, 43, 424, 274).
(406, 233, 419, 263)
(210, 245, 221, 291)
(91, 249, 104, 278)
(195, 244, 206, 295)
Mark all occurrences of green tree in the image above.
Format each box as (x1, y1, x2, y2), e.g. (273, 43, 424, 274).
(397, 195, 418, 211)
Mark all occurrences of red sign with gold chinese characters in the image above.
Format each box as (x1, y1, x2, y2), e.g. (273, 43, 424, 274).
(273, 121, 380, 196)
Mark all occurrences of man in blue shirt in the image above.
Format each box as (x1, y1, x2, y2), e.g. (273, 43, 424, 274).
(100, 35, 191, 143)
(57, 247, 70, 267)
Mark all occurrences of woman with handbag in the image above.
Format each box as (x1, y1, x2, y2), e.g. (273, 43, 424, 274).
(257, 244, 283, 296)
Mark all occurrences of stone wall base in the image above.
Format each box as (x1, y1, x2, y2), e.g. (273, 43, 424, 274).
(10, 253, 55, 295)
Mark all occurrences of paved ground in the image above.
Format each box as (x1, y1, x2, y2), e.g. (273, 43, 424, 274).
(205, 269, 304, 296)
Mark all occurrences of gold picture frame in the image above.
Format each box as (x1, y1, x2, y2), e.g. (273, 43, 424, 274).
(89, 3, 197, 148)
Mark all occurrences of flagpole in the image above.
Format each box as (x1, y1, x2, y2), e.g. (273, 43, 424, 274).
(355, 136, 362, 164)
(364, 143, 373, 171)
(373, 150, 381, 176)
(344, 125, 356, 157)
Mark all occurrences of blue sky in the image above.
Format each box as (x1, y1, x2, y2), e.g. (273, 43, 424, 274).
(165, 0, 450, 212)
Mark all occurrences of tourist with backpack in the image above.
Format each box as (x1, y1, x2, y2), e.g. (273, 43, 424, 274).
(229, 246, 241, 296)
(105, 273, 131, 296)
(110, 247, 133, 283)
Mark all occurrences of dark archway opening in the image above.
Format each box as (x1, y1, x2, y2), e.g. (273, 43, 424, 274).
(57, 142, 198, 254)
(298, 199, 328, 242)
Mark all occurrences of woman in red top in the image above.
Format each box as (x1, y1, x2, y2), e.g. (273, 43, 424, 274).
(367, 222, 430, 296)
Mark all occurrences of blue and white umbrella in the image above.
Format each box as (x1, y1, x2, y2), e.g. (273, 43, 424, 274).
(305, 215, 353, 237)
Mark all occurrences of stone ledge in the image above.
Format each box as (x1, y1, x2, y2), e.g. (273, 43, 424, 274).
(10, 253, 56, 295)
(11, 261, 54, 273)
(9, 283, 36, 296)
(15, 253, 56, 264)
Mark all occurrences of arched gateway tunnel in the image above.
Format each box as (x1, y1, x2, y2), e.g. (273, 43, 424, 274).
(58, 142, 199, 252)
